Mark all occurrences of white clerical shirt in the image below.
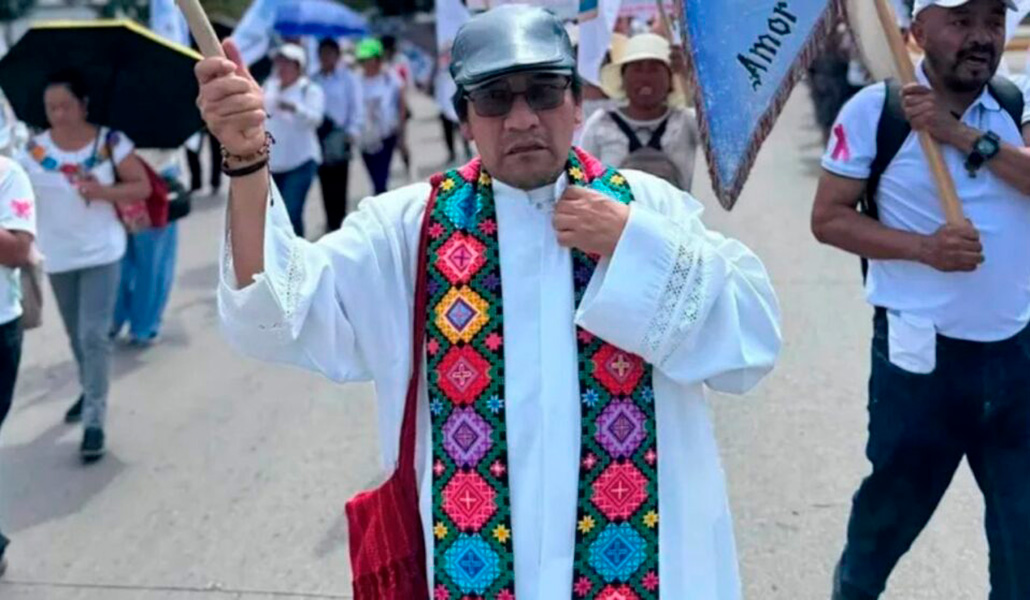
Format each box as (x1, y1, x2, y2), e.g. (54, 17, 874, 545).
(218, 169, 782, 599)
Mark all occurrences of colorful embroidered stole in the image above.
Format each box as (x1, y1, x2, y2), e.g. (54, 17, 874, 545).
(426, 149, 659, 600)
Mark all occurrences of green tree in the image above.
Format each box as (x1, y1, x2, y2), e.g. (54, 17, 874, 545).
(201, 0, 254, 21)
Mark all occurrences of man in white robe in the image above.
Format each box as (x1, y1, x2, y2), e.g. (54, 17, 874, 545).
(195, 5, 782, 598)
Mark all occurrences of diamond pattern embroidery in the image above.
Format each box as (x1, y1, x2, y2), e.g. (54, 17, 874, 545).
(588, 523, 647, 583)
(428, 152, 657, 598)
(591, 463, 648, 520)
(597, 584, 642, 600)
(436, 233, 487, 284)
(435, 287, 490, 344)
(443, 534, 502, 594)
(436, 346, 492, 405)
(442, 408, 493, 467)
(442, 472, 497, 531)
(595, 400, 647, 458)
(592, 346, 646, 396)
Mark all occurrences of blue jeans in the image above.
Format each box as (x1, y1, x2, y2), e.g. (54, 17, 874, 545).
(113, 223, 178, 342)
(362, 135, 398, 195)
(835, 310, 1030, 600)
(272, 160, 318, 237)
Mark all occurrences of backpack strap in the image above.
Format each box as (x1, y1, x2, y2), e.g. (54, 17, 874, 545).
(865, 79, 908, 223)
(646, 117, 670, 150)
(987, 75, 1024, 130)
(859, 79, 908, 279)
(608, 111, 645, 152)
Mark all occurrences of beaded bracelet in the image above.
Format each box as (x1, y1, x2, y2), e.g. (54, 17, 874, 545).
(222, 158, 269, 178)
(220, 131, 275, 174)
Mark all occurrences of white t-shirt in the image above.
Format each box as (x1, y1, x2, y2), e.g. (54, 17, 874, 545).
(822, 68, 1030, 342)
(18, 128, 133, 274)
(263, 76, 326, 173)
(579, 107, 701, 192)
(359, 73, 402, 153)
(0, 156, 36, 325)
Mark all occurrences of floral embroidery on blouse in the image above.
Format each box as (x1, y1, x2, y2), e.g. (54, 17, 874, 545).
(26, 130, 121, 183)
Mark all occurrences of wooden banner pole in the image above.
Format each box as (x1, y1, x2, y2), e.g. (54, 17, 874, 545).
(872, 0, 964, 224)
(175, 0, 225, 58)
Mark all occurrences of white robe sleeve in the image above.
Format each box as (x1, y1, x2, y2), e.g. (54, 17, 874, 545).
(575, 171, 782, 394)
(217, 181, 431, 383)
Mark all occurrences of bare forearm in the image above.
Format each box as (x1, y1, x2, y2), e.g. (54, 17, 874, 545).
(0, 230, 32, 268)
(98, 180, 152, 206)
(228, 167, 270, 286)
(945, 125, 1030, 195)
(812, 205, 927, 262)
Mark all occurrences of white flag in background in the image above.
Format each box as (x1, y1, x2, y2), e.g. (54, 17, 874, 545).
(577, 0, 621, 85)
(233, 0, 280, 66)
(150, 0, 190, 45)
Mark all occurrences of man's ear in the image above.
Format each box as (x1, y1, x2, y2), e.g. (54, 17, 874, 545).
(910, 16, 928, 50)
(460, 121, 473, 142)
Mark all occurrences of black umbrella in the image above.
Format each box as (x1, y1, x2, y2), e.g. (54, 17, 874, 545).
(0, 20, 204, 149)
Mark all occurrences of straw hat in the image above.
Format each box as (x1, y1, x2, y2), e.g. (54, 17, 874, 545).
(600, 33, 686, 107)
(608, 32, 629, 64)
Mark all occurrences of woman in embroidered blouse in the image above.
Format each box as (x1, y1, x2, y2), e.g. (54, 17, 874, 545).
(18, 69, 151, 462)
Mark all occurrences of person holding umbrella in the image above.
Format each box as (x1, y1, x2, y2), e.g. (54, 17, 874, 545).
(264, 43, 325, 238)
(17, 69, 152, 461)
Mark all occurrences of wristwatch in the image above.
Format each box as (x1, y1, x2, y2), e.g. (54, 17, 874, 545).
(965, 131, 1001, 178)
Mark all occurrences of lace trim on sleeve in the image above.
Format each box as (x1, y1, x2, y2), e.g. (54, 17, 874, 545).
(641, 227, 708, 362)
(222, 223, 304, 334)
(282, 238, 305, 320)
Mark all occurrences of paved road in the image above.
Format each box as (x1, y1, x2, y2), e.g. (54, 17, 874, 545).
(0, 89, 989, 599)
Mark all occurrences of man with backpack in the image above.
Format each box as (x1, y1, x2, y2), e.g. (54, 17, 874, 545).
(811, 0, 1030, 598)
(579, 33, 700, 191)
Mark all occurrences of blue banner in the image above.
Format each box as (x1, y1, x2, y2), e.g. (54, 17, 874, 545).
(681, 0, 840, 208)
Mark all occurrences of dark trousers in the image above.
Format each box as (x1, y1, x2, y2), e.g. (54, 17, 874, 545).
(362, 135, 398, 196)
(834, 311, 1030, 600)
(0, 316, 21, 433)
(318, 161, 350, 233)
(0, 317, 23, 558)
(186, 132, 222, 191)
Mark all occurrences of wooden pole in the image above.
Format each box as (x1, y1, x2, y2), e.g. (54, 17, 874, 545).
(872, 0, 964, 225)
(175, 0, 224, 58)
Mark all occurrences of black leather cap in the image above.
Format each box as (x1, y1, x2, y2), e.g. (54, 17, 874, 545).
(450, 4, 576, 90)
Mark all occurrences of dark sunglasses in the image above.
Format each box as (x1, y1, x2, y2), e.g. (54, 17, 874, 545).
(466, 76, 572, 118)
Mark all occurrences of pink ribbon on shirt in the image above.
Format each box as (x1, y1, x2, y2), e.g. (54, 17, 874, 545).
(831, 124, 851, 162)
(11, 199, 31, 219)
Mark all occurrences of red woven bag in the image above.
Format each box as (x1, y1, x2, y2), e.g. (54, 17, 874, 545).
(344, 188, 437, 600)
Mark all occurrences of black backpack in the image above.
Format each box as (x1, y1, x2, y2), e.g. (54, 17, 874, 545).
(607, 111, 684, 188)
(858, 76, 1023, 277)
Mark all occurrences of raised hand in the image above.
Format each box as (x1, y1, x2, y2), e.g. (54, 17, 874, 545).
(553, 186, 630, 258)
(195, 40, 267, 163)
